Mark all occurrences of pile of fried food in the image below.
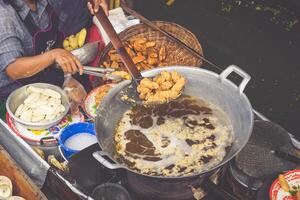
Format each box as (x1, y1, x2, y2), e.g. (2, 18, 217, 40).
(278, 174, 300, 199)
(103, 37, 167, 79)
(63, 28, 87, 51)
(137, 71, 186, 103)
(32, 147, 69, 173)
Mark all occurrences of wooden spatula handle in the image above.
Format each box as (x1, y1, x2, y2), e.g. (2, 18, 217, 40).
(88, 1, 142, 81)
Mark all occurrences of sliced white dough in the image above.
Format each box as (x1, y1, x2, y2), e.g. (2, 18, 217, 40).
(15, 104, 24, 117)
(0, 184, 11, 199)
(26, 86, 44, 94)
(43, 89, 61, 99)
(59, 105, 65, 112)
(45, 114, 56, 121)
(24, 92, 40, 104)
(31, 114, 45, 122)
(19, 110, 32, 122)
(48, 97, 61, 106)
(36, 105, 54, 115)
(0, 176, 12, 192)
(39, 94, 50, 102)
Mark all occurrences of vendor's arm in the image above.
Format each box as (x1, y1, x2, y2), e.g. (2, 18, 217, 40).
(6, 49, 83, 80)
(0, 15, 83, 82)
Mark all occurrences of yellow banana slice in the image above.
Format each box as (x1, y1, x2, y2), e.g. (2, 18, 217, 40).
(78, 28, 87, 48)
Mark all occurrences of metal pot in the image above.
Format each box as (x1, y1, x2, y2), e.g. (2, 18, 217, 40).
(6, 83, 70, 130)
(93, 65, 254, 199)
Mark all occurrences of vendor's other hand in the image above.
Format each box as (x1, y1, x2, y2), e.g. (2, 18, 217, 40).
(50, 49, 83, 75)
(63, 75, 87, 115)
(87, 0, 108, 16)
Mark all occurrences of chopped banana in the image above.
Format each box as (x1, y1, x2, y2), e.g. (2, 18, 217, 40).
(63, 39, 70, 49)
(63, 28, 87, 51)
(78, 28, 87, 48)
(69, 35, 78, 49)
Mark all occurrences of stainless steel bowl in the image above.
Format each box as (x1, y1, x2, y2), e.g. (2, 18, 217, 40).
(6, 83, 70, 130)
(71, 42, 99, 65)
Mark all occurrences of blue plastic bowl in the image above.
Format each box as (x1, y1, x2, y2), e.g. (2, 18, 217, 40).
(58, 122, 96, 159)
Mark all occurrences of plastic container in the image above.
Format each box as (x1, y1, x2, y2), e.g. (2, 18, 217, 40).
(58, 122, 96, 159)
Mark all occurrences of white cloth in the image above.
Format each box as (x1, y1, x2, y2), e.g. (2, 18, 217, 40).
(93, 7, 140, 45)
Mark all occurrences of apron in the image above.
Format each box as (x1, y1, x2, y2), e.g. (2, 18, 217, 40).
(18, 3, 65, 86)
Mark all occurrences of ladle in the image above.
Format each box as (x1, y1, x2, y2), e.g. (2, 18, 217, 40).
(88, 2, 182, 105)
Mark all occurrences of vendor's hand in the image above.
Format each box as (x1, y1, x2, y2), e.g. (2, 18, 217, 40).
(50, 49, 83, 75)
(87, 0, 108, 16)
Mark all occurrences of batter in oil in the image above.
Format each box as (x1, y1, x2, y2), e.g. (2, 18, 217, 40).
(115, 95, 233, 177)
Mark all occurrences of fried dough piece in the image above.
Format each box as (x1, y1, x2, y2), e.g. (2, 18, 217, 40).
(137, 71, 185, 103)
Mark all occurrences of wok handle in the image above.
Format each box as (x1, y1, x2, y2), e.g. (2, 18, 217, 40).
(219, 65, 251, 94)
(87, 0, 142, 83)
(92, 151, 125, 170)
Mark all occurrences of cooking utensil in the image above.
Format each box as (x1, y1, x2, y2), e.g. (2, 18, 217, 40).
(89, 2, 141, 82)
(83, 66, 115, 73)
(89, 2, 169, 105)
(82, 66, 122, 81)
(93, 65, 253, 199)
(6, 83, 70, 130)
(71, 41, 99, 65)
(228, 120, 297, 199)
(233, 120, 296, 179)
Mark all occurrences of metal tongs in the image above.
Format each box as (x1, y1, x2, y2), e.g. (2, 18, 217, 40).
(82, 66, 123, 82)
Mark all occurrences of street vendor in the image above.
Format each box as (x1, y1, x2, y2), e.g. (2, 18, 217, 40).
(0, 0, 108, 103)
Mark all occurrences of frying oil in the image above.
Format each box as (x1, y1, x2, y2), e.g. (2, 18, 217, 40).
(115, 95, 233, 176)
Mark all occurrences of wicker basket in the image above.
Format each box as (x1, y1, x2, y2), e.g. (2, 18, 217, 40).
(99, 21, 203, 69)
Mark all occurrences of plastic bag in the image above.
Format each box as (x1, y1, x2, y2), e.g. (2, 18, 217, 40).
(63, 74, 87, 115)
